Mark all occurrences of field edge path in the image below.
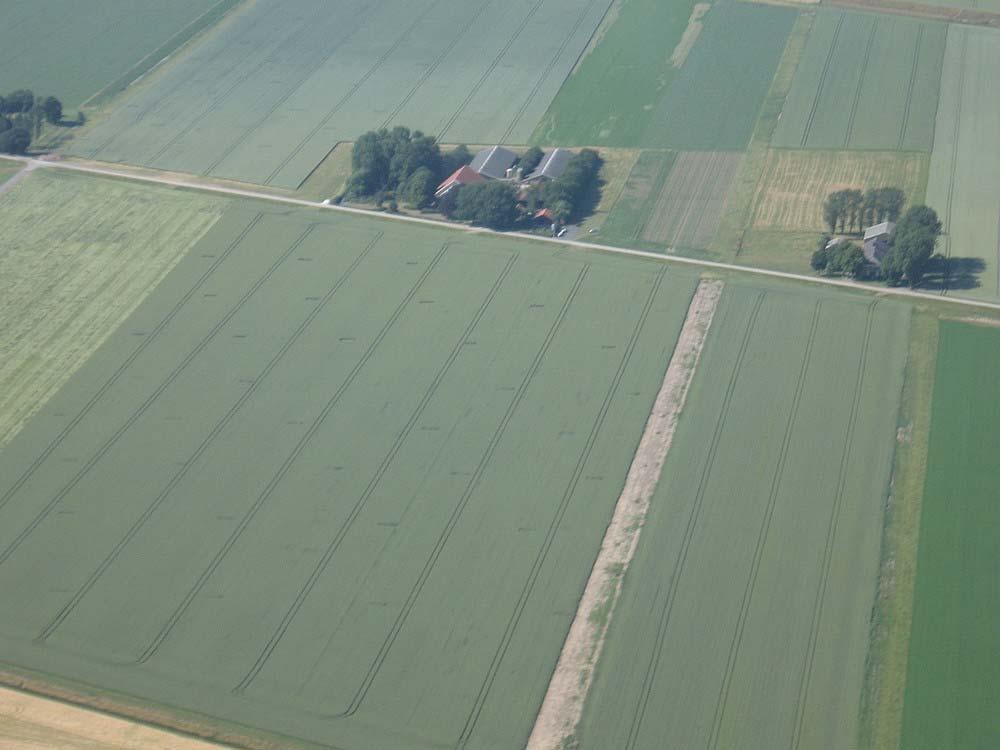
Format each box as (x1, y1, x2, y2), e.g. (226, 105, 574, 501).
(526, 279, 724, 750)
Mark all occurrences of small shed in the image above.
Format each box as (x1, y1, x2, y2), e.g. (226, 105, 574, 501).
(435, 165, 485, 199)
(863, 221, 895, 265)
(524, 148, 573, 183)
(469, 146, 518, 180)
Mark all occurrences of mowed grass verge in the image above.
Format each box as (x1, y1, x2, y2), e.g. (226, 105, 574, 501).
(0, 170, 227, 448)
(772, 8, 946, 151)
(900, 320, 1000, 750)
(68, 0, 614, 189)
(0, 178, 699, 750)
(577, 284, 911, 750)
(534, 0, 796, 150)
(0, 0, 236, 109)
(925, 25, 1000, 299)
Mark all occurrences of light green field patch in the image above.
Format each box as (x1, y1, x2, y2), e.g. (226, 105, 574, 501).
(578, 285, 910, 750)
(0, 183, 701, 750)
(0, 0, 237, 109)
(601, 151, 677, 244)
(772, 9, 946, 151)
(900, 321, 1000, 750)
(67, 0, 614, 189)
(925, 25, 1000, 299)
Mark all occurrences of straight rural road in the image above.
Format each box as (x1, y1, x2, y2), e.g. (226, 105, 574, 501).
(8, 154, 1000, 313)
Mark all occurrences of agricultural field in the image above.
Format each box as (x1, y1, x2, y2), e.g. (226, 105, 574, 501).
(576, 285, 911, 750)
(0, 169, 227, 449)
(533, 0, 796, 150)
(0, 0, 238, 109)
(900, 321, 1000, 750)
(0, 159, 22, 187)
(0, 175, 701, 749)
(752, 149, 928, 231)
(601, 151, 740, 250)
(67, 0, 615, 189)
(772, 9, 946, 151)
(925, 24, 1000, 298)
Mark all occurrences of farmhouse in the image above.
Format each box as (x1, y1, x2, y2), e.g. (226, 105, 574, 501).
(435, 165, 485, 199)
(469, 145, 518, 180)
(524, 148, 573, 183)
(863, 221, 895, 265)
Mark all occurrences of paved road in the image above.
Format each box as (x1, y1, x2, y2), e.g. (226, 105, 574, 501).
(7, 154, 1000, 313)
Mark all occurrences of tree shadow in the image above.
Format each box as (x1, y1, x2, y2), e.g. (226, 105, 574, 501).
(571, 170, 605, 224)
(919, 255, 986, 291)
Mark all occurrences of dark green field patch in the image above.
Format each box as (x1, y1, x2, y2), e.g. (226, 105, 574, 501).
(600, 151, 676, 244)
(901, 321, 1000, 750)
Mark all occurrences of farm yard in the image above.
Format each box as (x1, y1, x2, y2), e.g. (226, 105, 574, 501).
(67, 0, 615, 189)
(771, 9, 946, 152)
(0, 0, 238, 109)
(925, 25, 1000, 298)
(752, 149, 927, 231)
(0, 174, 701, 749)
(576, 285, 910, 750)
(900, 321, 1000, 750)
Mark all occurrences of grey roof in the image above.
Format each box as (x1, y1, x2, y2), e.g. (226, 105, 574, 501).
(527, 148, 573, 181)
(863, 221, 895, 240)
(469, 146, 518, 180)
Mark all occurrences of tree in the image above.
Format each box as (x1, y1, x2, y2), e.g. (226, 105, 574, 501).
(823, 194, 843, 235)
(403, 166, 437, 209)
(0, 127, 31, 155)
(1, 90, 34, 114)
(519, 146, 544, 175)
(875, 187, 905, 222)
(539, 149, 601, 221)
(881, 205, 942, 287)
(454, 181, 518, 229)
(811, 236, 831, 271)
(439, 144, 472, 179)
(0, 116, 10, 134)
(41, 96, 62, 124)
(349, 127, 443, 199)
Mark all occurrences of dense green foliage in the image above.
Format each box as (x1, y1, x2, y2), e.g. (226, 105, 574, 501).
(527, 148, 603, 224)
(823, 187, 905, 234)
(901, 322, 1000, 750)
(882, 205, 942, 286)
(0, 127, 31, 155)
(454, 181, 519, 229)
(811, 236, 868, 277)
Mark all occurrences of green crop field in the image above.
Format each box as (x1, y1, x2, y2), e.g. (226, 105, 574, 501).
(772, 9, 946, 152)
(925, 25, 1000, 299)
(535, 0, 795, 150)
(601, 151, 677, 245)
(67, 0, 614, 189)
(576, 285, 910, 750)
(0, 0, 237, 109)
(0, 174, 701, 749)
(900, 321, 1000, 750)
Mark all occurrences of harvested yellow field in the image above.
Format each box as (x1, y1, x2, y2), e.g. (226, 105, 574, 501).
(752, 148, 927, 231)
(0, 170, 227, 447)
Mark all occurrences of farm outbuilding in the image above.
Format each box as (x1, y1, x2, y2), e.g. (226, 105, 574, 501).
(525, 148, 573, 183)
(863, 221, 895, 265)
(469, 146, 518, 180)
(435, 165, 485, 199)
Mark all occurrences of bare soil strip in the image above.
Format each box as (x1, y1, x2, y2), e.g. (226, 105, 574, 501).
(670, 3, 711, 68)
(0, 686, 231, 750)
(526, 279, 724, 750)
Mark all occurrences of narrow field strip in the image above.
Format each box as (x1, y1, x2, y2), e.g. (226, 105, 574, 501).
(527, 279, 723, 750)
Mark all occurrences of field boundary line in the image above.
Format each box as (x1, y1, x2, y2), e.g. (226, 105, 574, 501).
(137, 243, 449, 665)
(625, 292, 766, 750)
(458, 268, 670, 747)
(789, 301, 877, 750)
(263, 0, 447, 186)
(0, 215, 305, 569)
(801, 13, 846, 149)
(12, 156, 1000, 313)
(203, 0, 380, 176)
(707, 300, 822, 750)
(435, 0, 548, 142)
(34, 227, 380, 644)
(844, 18, 879, 148)
(228, 250, 520, 692)
(0, 211, 262, 515)
(940, 26, 968, 268)
(318, 266, 591, 716)
(499, 0, 604, 145)
(526, 279, 724, 750)
(897, 25, 924, 150)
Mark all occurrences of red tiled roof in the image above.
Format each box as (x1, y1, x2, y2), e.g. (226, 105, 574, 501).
(534, 208, 554, 220)
(436, 165, 485, 194)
